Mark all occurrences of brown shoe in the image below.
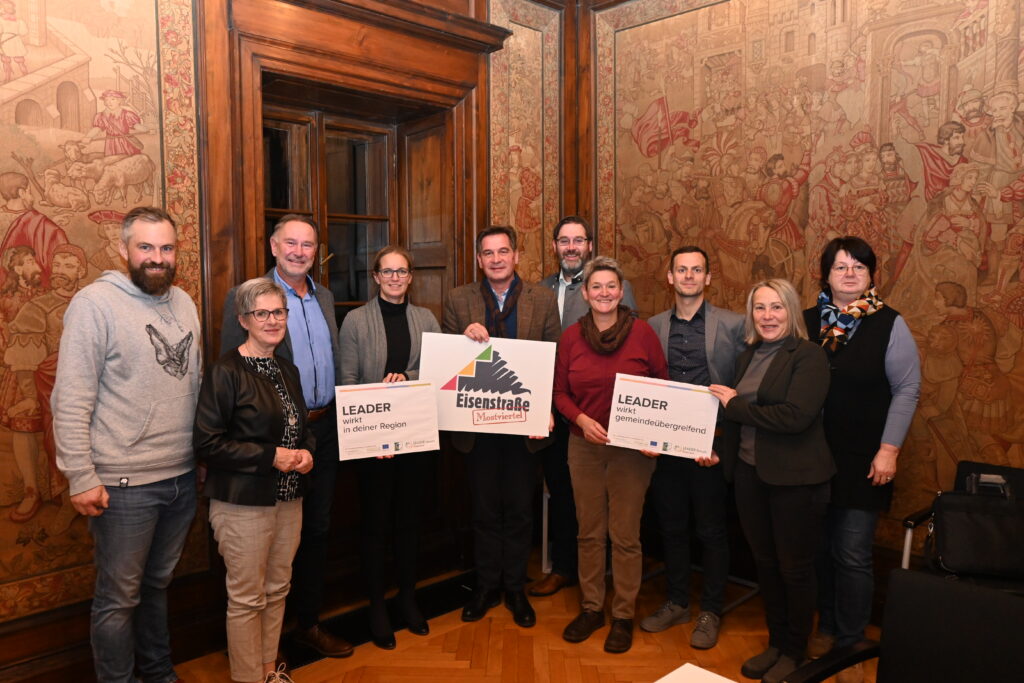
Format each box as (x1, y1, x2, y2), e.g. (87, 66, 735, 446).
(528, 572, 574, 597)
(836, 662, 865, 683)
(562, 610, 605, 643)
(293, 625, 354, 658)
(807, 631, 836, 659)
(603, 618, 633, 654)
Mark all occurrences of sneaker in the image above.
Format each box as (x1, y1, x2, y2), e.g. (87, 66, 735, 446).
(639, 601, 691, 633)
(689, 611, 721, 649)
(836, 661, 865, 683)
(807, 631, 836, 659)
(761, 654, 800, 683)
(264, 664, 295, 683)
(740, 646, 781, 679)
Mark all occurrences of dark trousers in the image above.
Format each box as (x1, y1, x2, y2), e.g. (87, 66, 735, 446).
(734, 461, 828, 660)
(649, 455, 730, 614)
(540, 420, 577, 577)
(357, 453, 430, 601)
(466, 433, 537, 593)
(290, 412, 339, 629)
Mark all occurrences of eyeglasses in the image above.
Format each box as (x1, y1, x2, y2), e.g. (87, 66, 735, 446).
(831, 264, 868, 274)
(556, 237, 590, 247)
(376, 268, 410, 279)
(246, 308, 289, 322)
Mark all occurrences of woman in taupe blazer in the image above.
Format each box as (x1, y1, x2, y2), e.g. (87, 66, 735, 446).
(338, 245, 440, 650)
(708, 278, 833, 683)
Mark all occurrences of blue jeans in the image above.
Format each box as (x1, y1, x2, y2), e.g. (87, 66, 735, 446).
(88, 470, 196, 683)
(816, 506, 879, 647)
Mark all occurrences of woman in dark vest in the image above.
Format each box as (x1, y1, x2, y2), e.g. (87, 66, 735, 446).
(802, 237, 920, 683)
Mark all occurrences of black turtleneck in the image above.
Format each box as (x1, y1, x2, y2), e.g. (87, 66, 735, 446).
(379, 296, 411, 377)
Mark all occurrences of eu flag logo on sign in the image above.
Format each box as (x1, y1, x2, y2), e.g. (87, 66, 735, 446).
(381, 443, 390, 450)
(649, 441, 658, 447)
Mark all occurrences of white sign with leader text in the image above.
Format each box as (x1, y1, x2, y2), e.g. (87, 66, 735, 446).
(419, 332, 556, 437)
(335, 381, 439, 460)
(606, 373, 719, 458)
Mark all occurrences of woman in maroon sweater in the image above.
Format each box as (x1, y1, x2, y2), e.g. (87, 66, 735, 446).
(553, 256, 668, 654)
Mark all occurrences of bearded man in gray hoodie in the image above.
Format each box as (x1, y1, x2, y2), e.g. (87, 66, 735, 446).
(53, 206, 201, 683)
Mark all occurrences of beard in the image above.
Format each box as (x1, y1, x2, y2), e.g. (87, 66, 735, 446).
(559, 254, 585, 278)
(20, 270, 42, 289)
(129, 260, 176, 296)
(50, 274, 78, 292)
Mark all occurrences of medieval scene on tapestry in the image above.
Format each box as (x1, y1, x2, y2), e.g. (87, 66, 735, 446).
(489, 0, 561, 283)
(0, 0, 201, 621)
(589, 0, 1024, 545)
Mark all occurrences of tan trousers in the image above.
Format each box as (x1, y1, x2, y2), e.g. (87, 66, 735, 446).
(210, 498, 302, 682)
(568, 434, 656, 619)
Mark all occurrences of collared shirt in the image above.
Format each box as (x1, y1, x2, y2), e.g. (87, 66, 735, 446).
(556, 271, 579, 319)
(273, 269, 335, 409)
(667, 301, 710, 386)
(485, 274, 519, 338)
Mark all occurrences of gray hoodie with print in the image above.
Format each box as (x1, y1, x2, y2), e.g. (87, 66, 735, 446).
(52, 270, 202, 496)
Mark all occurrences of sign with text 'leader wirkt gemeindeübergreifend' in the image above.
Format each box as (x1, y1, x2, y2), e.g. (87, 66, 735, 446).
(607, 373, 718, 458)
(419, 332, 556, 437)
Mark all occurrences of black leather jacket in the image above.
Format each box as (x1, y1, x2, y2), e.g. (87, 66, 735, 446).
(194, 349, 315, 506)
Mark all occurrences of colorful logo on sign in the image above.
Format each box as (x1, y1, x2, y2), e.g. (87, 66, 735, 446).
(440, 346, 531, 395)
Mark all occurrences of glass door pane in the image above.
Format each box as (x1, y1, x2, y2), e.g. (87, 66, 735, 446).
(326, 220, 388, 307)
(263, 119, 312, 211)
(325, 130, 387, 216)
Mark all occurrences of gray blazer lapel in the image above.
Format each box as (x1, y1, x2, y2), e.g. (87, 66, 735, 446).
(705, 304, 721, 365)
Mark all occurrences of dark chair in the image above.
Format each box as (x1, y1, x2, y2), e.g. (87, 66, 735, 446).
(901, 460, 1024, 570)
(782, 568, 1024, 683)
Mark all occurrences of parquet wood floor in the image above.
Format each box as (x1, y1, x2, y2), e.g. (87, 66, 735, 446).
(177, 560, 880, 683)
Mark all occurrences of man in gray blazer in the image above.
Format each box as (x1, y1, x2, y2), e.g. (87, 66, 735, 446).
(531, 216, 638, 598)
(641, 246, 745, 649)
(220, 214, 353, 658)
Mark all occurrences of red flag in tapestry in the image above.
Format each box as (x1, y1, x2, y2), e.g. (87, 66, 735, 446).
(630, 96, 701, 158)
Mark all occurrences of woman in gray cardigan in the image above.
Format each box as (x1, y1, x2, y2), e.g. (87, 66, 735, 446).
(339, 245, 440, 650)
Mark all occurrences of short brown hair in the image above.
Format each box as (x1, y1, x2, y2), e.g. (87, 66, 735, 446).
(476, 225, 517, 252)
(123, 206, 177, 243)
(0, 172, 28, 200)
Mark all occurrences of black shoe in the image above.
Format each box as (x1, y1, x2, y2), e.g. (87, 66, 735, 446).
(400, 592, 430, 636)
(562, 610, 605, 643)
(740, 646, 781, 679)
(504, 590, 536, 628)
(369, 601, 396, 650)
(371, 631, 397, 650)
(461, 588, 501, 622)
(603, 618, 634, 654)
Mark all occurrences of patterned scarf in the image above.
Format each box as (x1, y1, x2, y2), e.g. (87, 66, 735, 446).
(817, 286, 885, 351)
(481, 275, 522, 338)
